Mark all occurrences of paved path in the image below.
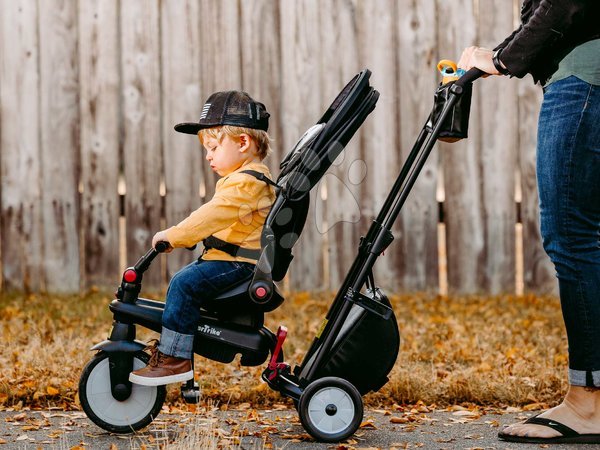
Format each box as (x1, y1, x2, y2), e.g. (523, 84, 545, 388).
(1, 407, 598, 449)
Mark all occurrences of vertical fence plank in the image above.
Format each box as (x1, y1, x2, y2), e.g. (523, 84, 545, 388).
(38, 0, 81, 293)
(121, 0, 162, 288)
(436, 0, 484, 294)
(478, 1, 518, 294)
(318, 0, 364, 290)
(160, 0, 203, 277)
(0, 1, 43, 292)
(357, 0, 401, 291)
(396, 0, 439, 292)
(518, 79, 554, 293)
(79, 0, 120, 288)
(199, 0, 242, 202)
(239, 0, 282, 172)
(279, 0, 325, 291)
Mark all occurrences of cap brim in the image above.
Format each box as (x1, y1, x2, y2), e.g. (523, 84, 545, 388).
(174, 122, 204, 135)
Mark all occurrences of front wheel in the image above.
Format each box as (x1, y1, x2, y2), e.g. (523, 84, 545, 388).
(298, 376, 363, 442)
(79, 351, 166, 434)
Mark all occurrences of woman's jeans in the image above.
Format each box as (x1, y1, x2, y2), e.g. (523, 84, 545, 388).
(537, 76, 600, 387)
(158, 259, 255, 359)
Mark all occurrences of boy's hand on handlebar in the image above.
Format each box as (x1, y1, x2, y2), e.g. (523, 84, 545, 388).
(152, 231, 173, 253)
(458, 46, 498, 76)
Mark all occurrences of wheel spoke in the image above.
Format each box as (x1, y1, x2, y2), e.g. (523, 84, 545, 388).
(329, 389, 346, 405)
(316, 415, 334, 433)
(309, 407, 326, 423)
(333, 415, 349, 429)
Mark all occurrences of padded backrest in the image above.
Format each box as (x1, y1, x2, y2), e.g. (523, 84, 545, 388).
(255, 69, 379, 284)
(261, 193, 310, 282)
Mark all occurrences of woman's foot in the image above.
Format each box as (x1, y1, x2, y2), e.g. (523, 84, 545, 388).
(500, 386, 600, 440)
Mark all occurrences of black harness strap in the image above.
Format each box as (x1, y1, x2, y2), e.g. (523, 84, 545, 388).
(202, 170, 277, 260)
(238, 169, 280, 190)
(203, 235, 261, 260)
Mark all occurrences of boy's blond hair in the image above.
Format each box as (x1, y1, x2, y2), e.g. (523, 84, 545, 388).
(199, 125, 272, 160)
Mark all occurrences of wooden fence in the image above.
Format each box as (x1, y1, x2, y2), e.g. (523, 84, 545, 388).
(0, 0, 555, 295)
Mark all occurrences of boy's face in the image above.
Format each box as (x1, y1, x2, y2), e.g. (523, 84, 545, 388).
(201, 134, 252, 177)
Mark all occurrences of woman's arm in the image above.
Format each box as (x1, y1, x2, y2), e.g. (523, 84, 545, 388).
(497, 0, 589, 77)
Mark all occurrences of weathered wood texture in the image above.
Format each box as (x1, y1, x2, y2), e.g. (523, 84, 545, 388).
(0, 0, 553, 295)
(121, 0, 163, 289)
(78, 0, 121, 288)
(478, 0, 518, 294)
(279, 0, 326, 291)
(396, 0, 439, 292)
(357, 0, 403, 292)
(437, 0, 485, 294)
(518, 79, 555, 293)
(318, 0, 363, 290)
(160, 0, 204, 277)
(39, 0, 81, 293)
(0, 1, 43, 292)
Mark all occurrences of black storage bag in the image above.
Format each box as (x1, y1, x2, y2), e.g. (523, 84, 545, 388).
(312, 289, 400, 395)
(426, 81, 473, 143)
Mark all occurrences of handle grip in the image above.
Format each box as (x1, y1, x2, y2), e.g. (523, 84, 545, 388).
(155, 241, 171, 253)
(154, 241, 196, 253)
(455, 67, 485, 88)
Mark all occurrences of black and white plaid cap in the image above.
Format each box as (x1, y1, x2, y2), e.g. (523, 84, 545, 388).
(174, 91, 270, 135)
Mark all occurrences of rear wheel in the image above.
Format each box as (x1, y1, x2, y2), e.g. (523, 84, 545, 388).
(298, 376, 363, 442)
(79, 351, 166, 434)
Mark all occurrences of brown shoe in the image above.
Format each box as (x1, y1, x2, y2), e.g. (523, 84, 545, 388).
(129, 341, 193, 386)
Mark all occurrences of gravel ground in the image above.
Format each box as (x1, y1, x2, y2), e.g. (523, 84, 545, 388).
(1, 407, 598, 449)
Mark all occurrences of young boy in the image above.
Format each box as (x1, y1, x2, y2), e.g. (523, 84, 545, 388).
(129, 91, 276, 386)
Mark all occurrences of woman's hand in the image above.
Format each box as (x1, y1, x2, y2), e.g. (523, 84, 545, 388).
(152, 230, 173, 253)
(458, 46, 499, 75)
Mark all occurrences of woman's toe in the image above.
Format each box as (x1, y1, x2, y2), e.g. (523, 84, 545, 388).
(501, 422, 561, 438)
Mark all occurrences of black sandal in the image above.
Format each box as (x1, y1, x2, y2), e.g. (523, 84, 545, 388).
(499, 415, 600, 444)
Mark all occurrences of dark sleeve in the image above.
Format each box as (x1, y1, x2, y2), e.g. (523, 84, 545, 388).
(493, 26, 523, 52)
(497, 0, 590, 78)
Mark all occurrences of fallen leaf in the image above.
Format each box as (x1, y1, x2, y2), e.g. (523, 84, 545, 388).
(359, 420, 377, 429)
(390, 416, 409, 424)
(46, 386, 59, 396)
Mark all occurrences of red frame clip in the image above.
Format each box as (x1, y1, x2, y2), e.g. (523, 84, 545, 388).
(267, 326, 289, 380)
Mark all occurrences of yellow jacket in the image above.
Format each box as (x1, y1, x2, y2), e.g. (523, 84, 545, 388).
(165, 161, 276, 264)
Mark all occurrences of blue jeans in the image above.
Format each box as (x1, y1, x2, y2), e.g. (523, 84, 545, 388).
(158, 259, 255, 359)
(537, 76, 600, 387)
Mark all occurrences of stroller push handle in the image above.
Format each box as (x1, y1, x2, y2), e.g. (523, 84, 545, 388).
(455, 67, 485, 88)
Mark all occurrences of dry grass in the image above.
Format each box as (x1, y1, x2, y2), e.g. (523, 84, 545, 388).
(0, 289, 568, 411)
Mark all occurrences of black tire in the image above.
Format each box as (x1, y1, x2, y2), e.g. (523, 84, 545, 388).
(79, 351, 166, 434)
(298, 376, 363, 442)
